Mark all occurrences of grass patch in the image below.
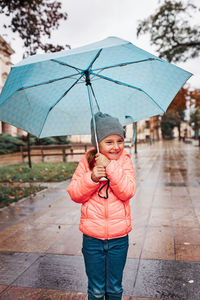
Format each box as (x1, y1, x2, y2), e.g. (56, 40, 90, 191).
(0, 184, 46, 208)
(0, 161, 78, 183)
(0, 161, 78, 208)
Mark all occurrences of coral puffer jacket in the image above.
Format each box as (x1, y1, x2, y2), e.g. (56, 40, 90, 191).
(67, 149, 136, 240)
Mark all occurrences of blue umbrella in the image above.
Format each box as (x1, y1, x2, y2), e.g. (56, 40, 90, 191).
(0, 36, 192, 148)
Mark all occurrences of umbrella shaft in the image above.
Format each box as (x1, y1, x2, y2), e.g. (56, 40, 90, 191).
(86, 84, 99, 153)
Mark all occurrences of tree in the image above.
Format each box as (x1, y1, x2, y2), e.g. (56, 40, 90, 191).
(167, 87, 189, 111)
(137, 0, 200, 63)
(163, 87, 200, 140)
(0, 0, 69, 57)
(161, 111, 181, 139)
(161, 87, 190, 140)
(189, 89, 200, 108)
(189, 108, 200, 146)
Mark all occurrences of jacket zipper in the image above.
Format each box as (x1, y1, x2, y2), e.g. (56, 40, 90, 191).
(104, 198, 108, 238)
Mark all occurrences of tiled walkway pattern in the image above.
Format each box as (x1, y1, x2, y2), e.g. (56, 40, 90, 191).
(0, 140, 200, 299)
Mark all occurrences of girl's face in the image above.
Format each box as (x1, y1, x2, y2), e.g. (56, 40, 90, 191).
(99, 134, 124, 160)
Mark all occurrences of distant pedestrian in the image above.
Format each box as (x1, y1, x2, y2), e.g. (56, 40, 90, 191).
(67, 112, 136, 300)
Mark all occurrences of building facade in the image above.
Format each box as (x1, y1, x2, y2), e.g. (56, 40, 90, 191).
(0, 35, 25, 136)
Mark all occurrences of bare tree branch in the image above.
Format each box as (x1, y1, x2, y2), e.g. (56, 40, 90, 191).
(0, 0, 70, 57)
(137, 0, 200, 62)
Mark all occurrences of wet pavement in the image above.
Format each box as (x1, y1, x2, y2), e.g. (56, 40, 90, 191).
(0, 140, 200, 299)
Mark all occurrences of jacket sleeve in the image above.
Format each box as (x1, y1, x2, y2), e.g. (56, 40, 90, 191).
(106, 154, 136, 201)
(67, 155, 100, 204)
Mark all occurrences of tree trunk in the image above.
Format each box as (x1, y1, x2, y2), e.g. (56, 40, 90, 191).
(156, 116, 160, 141)
(178, 125, 181, 141)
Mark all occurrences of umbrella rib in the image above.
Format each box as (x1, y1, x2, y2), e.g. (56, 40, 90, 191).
(91, 71, 165, 113)
(16, 73, 81, 91)
(92, 58, 160, 72)
(38, 74, 84, 138)
(49, 74, 84, 111)
(88, 49, 103, 69)
(51, 59, 82, 74)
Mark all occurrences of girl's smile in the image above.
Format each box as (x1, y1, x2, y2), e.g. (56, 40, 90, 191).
(99, 134, 124, 160)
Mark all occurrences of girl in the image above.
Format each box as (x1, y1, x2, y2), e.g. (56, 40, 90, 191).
(67, 112, 136, 300)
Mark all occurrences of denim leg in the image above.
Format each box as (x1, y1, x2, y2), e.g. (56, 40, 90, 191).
(82, 234, 106, 300)
(105, 235, 129, 300)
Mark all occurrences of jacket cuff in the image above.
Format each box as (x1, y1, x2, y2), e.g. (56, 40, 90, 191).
(84, 172, 100, 187)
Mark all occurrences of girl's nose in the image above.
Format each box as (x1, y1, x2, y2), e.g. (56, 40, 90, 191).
(113, 142, 119, 149)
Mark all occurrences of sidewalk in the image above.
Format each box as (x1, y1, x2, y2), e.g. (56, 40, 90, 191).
(0, 140, 200, 299)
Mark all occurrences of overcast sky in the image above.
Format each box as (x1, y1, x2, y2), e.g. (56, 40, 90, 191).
(2, 0, 200, 88)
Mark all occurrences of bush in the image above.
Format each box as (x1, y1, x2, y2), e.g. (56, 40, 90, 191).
(0, 134, 26, 154)
(21, 134, 70, 145)
(0, 133, 70, 154)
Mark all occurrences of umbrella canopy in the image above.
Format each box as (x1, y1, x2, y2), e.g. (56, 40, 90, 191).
(0, 36, 192, 138)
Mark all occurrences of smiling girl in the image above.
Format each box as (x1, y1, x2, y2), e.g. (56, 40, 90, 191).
(67, 112, 136, 300)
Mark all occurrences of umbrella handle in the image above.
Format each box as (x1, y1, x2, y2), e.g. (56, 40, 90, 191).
(99, 176, 108, 181)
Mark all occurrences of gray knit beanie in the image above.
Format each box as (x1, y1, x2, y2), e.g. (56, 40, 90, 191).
(91, 112, 125, 146)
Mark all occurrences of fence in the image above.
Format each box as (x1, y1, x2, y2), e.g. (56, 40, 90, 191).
(20, 144, 92, 162)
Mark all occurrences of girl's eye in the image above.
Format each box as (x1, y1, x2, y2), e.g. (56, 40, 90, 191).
(106, 141, 112, 144)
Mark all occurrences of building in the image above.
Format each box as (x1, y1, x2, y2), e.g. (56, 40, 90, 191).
(0, 35, 25, 136)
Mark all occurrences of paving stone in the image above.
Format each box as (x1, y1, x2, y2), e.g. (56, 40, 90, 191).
(172, 207, 199, 227)
(0, 252, 39, 285)
(141, 226, 175, 260)
(128, 226, 146, 259)
(0, 182, 69, 231)
(0, 285, 8, 293)
(39, 289, 87, 300)
(46, 224, 83, 255)
(0, 286, 168, 300)
(0, 286, 87, 300)
(176, 244, 200, 261)
(123, 258, 140, 296)
(134, 259, 200, 300)
(12, 254, 87, 292)
(148, 208, 173, 227)
(174, 227, 200, 245)
(7, 252, 200, 299)
(0, 286, 44, 300)
(0, 223, 67, 253)
(11, 253, 139, 296)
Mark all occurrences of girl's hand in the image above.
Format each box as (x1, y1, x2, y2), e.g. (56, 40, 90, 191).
(95, 153, 110, 168)
(91, 165, 106, 182)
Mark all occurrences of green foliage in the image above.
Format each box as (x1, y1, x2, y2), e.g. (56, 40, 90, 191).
(0, 161, 77, 207)
(0, 0, 70, 56)
(189, 108, 200, 138)
(0, 133, 25, 154)
(32, 135, 70, 145)
(137, 0, 200, 62)
(0, 161, 78, 182)
(0, 184, 45, 208)
(161, 111, 181, 139)
(54, 136, 70, 145)
(0, 133, 70, 154)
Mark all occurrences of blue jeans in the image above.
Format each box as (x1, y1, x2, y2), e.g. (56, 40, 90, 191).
(82, 234, 129, 300)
